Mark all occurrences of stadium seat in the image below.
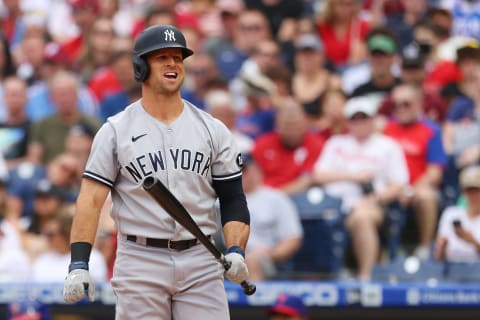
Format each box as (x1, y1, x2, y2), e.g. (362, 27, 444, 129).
(445, 262, 480, 283)
(380, 201, 407, 261)
(372, 257, 446, 283)
(286, 187, 347, 279)
(440, 155, 461, 209)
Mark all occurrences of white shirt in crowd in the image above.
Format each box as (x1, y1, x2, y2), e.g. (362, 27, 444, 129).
(314, 133, 409, 211)
(32, 248, 107, 283)
(437, 206, 480, 263)
(0, 220, 31, 282)
(246, 186, 303, 251)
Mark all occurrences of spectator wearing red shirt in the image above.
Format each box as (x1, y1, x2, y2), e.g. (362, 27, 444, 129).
(317, 0, 370, 70)
(60, 0, 100, 68)
(384, 83, 447, 259)
(251, 98, 324, 195)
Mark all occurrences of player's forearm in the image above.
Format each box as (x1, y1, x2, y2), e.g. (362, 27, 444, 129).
(71, 179, 110, 245)
(223, 221, 250, 251)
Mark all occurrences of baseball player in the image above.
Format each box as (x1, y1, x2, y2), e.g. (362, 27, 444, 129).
(63, 24, 251, 320)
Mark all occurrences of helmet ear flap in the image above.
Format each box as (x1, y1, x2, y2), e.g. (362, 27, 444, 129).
(133, 55, 149, 82)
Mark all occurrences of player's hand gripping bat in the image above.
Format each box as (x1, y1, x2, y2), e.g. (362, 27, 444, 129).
(142, 176, 256, 296)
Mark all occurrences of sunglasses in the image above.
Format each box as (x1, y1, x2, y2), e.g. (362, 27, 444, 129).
(393, 100, 413, 109)
(348, 113, 371, 121)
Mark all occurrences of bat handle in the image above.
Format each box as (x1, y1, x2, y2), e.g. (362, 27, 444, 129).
(222, 256, 256, 296)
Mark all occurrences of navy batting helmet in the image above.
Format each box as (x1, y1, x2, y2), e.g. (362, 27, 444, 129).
(132, 24, 194, 82)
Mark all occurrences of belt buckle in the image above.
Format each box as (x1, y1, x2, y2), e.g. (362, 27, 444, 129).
(167, 239, 172, 250)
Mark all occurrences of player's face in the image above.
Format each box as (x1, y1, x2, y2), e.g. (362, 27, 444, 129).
(146, 48, 185, 94)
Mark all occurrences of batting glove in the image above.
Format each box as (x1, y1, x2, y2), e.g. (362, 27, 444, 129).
(63, 262, 95, 303)
(224, 246, 249, 284)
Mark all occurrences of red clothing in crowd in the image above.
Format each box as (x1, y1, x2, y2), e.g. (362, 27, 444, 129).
(88, 67, 123, 103)
(384, 119, 447, 184)
(317, 19, 370, 67)
(251, 132, 325, 188)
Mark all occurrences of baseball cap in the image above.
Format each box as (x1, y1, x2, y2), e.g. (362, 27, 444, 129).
(268, 294, 307, 317)
(367, 34, 397, 54)
(295, 34, 323, 52)
(35, 179, 64, 199)
(401, 42, 425, 69)
(459, 165, 480, 189)
(344, 97, 377, 119)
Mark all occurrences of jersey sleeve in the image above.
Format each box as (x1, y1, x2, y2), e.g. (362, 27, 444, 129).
(427, 124, 447, 166)
(83, 122, 119, 188)
(211, 119, 243, 182)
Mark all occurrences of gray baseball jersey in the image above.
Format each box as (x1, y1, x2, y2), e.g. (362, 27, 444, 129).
(84, 99, 243, 239)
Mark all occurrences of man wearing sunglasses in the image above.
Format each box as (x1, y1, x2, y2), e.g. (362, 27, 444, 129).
(384, 83, 447, 260)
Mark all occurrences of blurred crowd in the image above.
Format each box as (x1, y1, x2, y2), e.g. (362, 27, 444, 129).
(0, 0, 479, 289)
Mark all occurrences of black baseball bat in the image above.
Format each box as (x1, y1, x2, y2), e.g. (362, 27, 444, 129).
(142, 176, 256, 296)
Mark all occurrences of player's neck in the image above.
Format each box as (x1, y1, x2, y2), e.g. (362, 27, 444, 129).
(141, 94, 184, 124)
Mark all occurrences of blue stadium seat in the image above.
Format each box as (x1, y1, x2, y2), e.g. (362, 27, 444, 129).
(372, 257, 446, 283)
(380, 201, 407, 261)
(445, 262, 480, 283)
(286, 187, 347, 278)
(441, 155, 461, 209)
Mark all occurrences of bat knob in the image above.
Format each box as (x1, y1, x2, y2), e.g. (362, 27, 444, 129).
(241, 281, 256, 295)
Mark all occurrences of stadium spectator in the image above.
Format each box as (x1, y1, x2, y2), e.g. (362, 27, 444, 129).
(267, 293, 309, 320)
(21, 179, 66, 261)
(230, 39, 283, 111)
(204, 0, 244, 60)
(378, 42, 448, 124)
(235, 71, 277, 139)
(32, 210, 107, 282)
(434, 165, 480, 263)
(89, 50, 138, 120)
(27, 70, 101, 164)
(242, 153, 303, 281)
(251, 98, 324, 195)
(64, 124, 95, 175)
(12, 28, 48, 86)
(213, 9, 271, 80)
(384, 0, 430, 50)
(440, 41, 480, 105)
(314, 97, 409, 280)
(438, 0, 480, 41)
(0, 76, 31, 168)
(311, 88, 349, 140)
(0, 177, 30, 282)
(58, 0, 100, 69)
(317, 0, 370, 70)
(0, 0, 25, 48)
(76, 17, 116, 82)
(6, 152, 81, 223)
(291, 33, 342, 118)
(204, 89, 253, 154)
(349, 27, 401, 111)
(244, 0, 304, 38)
(384, 83, 447, 259)
(182, 51, 222, 110)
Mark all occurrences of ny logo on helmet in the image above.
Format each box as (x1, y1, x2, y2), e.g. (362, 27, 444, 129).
(164, 29, 176, 42)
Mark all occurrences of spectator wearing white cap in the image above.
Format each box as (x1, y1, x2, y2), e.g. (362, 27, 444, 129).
(313, 96, 409, 281)
(434, 165, 480, 263)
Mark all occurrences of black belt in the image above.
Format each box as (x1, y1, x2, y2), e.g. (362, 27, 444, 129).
(126, 235, 200, 251)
